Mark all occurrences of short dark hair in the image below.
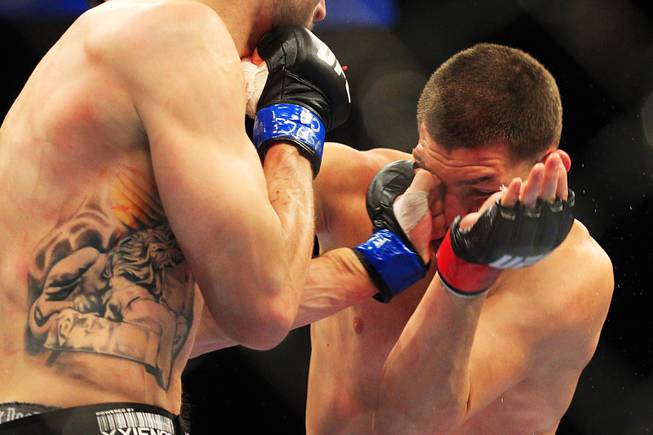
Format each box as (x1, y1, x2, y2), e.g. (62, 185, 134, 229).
(87, 0, 103, 7)
(416, 43, 562, 162)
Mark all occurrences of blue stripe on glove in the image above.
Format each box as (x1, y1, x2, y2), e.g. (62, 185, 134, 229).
(354, 229, 427, 300)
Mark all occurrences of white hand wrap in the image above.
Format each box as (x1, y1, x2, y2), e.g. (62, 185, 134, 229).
(393, 191, 429, 234)
(241, 59, 269, 119)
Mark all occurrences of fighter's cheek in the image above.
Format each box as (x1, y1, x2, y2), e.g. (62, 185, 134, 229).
(428, 195, 444, 215)
(431, 213, 447, 240)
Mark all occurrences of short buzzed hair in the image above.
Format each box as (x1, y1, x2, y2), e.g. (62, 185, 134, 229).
(417, 43, 562, 162)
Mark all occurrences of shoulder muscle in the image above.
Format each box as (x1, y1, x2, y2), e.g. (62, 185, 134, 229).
(316, 142, 410, 198)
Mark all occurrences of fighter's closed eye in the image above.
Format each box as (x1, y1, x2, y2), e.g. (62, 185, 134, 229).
(471, 189, 494, 197)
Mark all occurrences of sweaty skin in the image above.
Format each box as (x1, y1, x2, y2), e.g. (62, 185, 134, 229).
(191, 139, 612, 433)
(0, 0, 326, 415)
(304, 142, 613, 435)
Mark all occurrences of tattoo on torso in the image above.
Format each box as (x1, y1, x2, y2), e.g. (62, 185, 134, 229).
(26, 165, 194, 390)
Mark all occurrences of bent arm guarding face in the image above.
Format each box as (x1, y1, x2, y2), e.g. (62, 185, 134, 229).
(107, 3, 317, 350)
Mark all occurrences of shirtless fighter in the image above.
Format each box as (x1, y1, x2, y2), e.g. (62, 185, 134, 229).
(306, 44, 614, 435)
(0, 0, 350, 433)
(195, 43, 613, 434)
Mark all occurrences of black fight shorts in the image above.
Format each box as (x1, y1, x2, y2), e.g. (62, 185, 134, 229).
(0, 402, 187, 435)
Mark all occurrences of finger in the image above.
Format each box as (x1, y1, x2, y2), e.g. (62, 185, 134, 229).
(555, 149, 572, 172)
(519, 163, 545, 207)
(556, 158, 569, 201)
(501, 178, 522, 207)
(479, 191, 502, 214)
(393, 191, 430, 234)
(541, 153, 561, 202)
(252, 49, 264, 65)
(459, 211, 480, 231)
(407, 168, 440, 194)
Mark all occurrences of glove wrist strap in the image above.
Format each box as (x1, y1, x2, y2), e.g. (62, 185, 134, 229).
(353, 229, 427, 303)
(254, 103, 325, 177)
(436, 230, 500, 297)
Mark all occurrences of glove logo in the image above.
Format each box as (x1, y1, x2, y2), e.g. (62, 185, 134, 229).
(372, 237, 387, 249)
(489, 254, 545, 269)
(314, 37, 351, 104)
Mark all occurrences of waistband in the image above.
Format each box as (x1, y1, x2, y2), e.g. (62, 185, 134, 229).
(0, 402, 187, 435)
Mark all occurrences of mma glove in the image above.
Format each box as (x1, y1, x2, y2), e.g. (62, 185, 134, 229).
(353, 160, 429, 303)
(437, 191, 575, 298)
(253, 26, 351, 177)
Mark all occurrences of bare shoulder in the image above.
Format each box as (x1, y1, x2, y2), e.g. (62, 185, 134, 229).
(315, 143, 410, 241)
(83, 0, 237, 77)
(515, 220, 614, 366)
(552, 220, 614, 327)
(316, 142, 410, 195)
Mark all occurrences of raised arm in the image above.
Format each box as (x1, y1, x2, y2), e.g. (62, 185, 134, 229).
(374, 225, 612, 433)
(374, 154, 613, 433)
(104, 3, 321, 349)
(190, 143, 407, 356)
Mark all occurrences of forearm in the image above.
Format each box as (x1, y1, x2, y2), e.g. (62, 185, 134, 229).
(190, 248, 375, 357)
(375, 276, 485, 434)
(262, 144, 316, 319)
(292, 248, 375, 329)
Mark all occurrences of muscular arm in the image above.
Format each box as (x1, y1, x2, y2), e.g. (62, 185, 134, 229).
(190, 143, 407, 356)
(191, 248, 375, 356)
(105, 3, 314, 349)
(374, 229, 614, 434)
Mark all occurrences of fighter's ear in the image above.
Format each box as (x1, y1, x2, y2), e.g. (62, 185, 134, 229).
(556, 149, 571, 172)
(541, 149, 571, 172)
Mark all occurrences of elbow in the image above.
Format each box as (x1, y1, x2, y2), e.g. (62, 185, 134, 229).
(203, 284, 296, 351)
(239, 282, 298, 350)
(236, 300, 295, 350)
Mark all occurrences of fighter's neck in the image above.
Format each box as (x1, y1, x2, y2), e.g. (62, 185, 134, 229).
(208, 0, 270, 57)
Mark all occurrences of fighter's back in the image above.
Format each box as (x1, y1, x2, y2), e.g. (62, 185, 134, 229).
(0, 2, 203, 412)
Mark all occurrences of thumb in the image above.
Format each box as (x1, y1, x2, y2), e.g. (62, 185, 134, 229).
(393, 191, 429, 234)
(241, 58, 269, 119)
(393, 190, 432, 263)
(406, 168, 439, 194)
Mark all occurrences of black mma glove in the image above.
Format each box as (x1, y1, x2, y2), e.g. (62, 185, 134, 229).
(437, 191, 575, 298)
(353, 161, 429, 303)
(253, 26, 351, 177)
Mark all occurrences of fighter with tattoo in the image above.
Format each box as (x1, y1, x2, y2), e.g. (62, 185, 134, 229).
(0, 0, 348, 433)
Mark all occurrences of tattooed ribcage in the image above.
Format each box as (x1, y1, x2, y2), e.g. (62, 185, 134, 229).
(28, 195, 123, 302)
(25, 165, 193, 390)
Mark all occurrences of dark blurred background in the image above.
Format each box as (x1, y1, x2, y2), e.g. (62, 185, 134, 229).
(2, 0, 652, 433)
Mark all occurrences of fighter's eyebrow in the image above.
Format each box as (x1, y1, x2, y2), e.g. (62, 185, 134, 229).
(413, 152, 426, 170)
(461, 175, 496, 186)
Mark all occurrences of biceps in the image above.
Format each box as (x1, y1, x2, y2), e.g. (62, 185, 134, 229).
(152, 140, 282, 280)
(466, 318, 535, 416)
